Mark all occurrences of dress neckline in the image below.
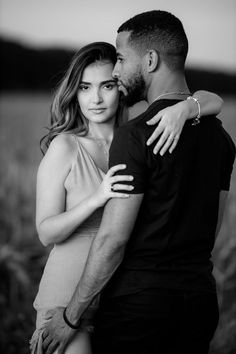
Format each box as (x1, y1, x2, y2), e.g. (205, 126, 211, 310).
(75, 136, 107, 175)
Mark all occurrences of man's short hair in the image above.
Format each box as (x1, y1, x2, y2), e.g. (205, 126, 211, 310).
(118, 10, 188, 71)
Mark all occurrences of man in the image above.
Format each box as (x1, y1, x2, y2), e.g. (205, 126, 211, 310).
(42, 10, 235, 354)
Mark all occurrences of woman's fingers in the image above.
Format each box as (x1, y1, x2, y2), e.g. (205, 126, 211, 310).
(169, 138, 179, 154)
(112, 184, 134, 191)
(146, 112, 162, 126)
(110, 175, 134, 183)
(159, 134, 176, 156)
(107, 164, 127, 177)
(147, 124, 164, 146)
(153, 130, 169, 155)
(111, 192, 130, 198)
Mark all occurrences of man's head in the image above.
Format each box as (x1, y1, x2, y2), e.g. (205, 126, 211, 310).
(113, 10, 188, 106)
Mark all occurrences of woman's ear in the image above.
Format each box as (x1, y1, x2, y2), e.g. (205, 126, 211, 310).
(146, 50, 159, 72)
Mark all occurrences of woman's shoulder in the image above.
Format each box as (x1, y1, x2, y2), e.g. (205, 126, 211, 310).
(48, 133, 78, 157)
(39, 133, 78, 170)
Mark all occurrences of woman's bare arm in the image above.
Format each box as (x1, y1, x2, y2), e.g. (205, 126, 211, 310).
(36, 135, 133, 246)
(146, 90, 223, 155)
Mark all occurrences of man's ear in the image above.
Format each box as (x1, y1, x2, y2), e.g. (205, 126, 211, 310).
(146, 50, 159, 72)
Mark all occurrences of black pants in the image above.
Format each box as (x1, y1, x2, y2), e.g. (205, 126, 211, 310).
(92, 289, 219, 354)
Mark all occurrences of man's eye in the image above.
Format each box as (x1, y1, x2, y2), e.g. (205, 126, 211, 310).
(117, 58, 123, 63)
(79, 85, 89, 91)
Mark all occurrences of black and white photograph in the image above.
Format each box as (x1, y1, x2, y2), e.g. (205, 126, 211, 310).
(0, 1, 235, 353)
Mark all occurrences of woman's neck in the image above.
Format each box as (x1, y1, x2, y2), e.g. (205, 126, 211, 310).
(88, 120, 115, 144)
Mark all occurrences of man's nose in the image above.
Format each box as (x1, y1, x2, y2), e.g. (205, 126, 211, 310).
(112, 64, 120, 79)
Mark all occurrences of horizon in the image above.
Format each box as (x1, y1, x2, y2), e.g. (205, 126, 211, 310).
(0, 0, 235, 74)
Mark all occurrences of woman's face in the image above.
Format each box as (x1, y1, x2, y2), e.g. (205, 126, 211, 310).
(77, 61, 119, 124)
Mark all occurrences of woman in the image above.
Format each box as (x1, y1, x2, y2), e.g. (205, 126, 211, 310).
(30, 42, 222, 354)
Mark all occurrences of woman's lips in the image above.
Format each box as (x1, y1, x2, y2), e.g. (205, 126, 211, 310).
(89, 108, 106, 114)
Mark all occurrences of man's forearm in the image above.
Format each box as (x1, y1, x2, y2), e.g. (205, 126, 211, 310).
(64, 231, 126, 325)
(63, 194, 143, 326)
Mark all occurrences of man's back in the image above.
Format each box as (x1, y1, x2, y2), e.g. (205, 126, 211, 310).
(106, 99, 235, 297)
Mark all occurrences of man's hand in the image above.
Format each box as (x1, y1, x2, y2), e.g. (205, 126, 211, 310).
(42, 307, 77, 354)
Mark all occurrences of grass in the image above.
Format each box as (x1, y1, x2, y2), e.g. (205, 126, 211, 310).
(0, 93, 236, 353)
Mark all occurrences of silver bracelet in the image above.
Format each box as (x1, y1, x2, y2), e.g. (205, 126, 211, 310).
(187, 96, 201, 125)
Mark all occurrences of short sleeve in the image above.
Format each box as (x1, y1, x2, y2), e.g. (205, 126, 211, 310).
(220, 130, 236, 191)
(109, 127, 147, 194)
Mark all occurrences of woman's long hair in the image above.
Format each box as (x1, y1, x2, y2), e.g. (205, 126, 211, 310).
(41, 42, 125, 153)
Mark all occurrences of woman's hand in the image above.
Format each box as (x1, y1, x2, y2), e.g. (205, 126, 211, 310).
(94, 164, 134, 207)
(146, 100, 190, 155)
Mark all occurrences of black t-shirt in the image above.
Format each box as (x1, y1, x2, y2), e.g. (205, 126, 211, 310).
(104, 99, 236, 297)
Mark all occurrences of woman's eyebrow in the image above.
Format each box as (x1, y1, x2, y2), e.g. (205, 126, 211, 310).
(80, 79, 117, 85)
(100, 79, 117, 85)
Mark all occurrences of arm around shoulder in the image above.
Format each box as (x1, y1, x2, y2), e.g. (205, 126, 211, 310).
(191, 90, 223, 117)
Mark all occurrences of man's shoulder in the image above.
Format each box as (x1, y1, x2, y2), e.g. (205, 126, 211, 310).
(218, 119, 236, 160)
(210, 117, 235, 149)
(201, 116, 236, 162)
(114, 100, 164, 139)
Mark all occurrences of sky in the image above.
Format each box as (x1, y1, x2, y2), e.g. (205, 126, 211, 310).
(0, 0, 236, 73)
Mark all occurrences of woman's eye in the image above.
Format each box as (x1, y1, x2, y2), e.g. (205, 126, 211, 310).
(104, 84, 115, 90)
(117, 57, 123, 63)
(79, 85, 89, 91)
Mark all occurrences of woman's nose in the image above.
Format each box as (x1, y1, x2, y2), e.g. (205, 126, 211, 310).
(92, 89, 103, 103)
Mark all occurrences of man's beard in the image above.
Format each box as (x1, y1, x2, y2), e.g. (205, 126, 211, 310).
(122, 71, 146, 107)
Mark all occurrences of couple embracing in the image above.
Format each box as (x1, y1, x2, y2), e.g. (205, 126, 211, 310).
(30, 10, 235, 354)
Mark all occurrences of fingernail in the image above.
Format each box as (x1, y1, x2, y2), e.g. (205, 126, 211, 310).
(147, 140, 150, 145)
(130, 186, 134, 189)
(146, 121, 150, 125)
(122, 164, 126, 168)
(129, 176, 134, 180)
(154, 150, 157, 155)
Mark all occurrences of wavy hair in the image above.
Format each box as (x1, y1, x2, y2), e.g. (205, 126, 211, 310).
(41, 42, 125, 153)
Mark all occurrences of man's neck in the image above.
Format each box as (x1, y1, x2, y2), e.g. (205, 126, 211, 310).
(147, 71, 190, 105)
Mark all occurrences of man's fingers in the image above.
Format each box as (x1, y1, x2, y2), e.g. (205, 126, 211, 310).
(42, 334, 53, 351)
(44, 311, 54, 320)
(58, 343, 67, 354)
(42, 329, 49, 340)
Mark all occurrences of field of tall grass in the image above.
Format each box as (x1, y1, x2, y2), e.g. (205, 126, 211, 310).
(0, 93, 236, 353)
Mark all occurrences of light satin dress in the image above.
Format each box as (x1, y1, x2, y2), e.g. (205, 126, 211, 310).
(30, 135, 105, 353)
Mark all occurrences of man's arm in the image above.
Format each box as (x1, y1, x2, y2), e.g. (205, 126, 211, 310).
(66, 194, 143, 322)
(42, 194, 143, 354)
(215, 190, 228, 237)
